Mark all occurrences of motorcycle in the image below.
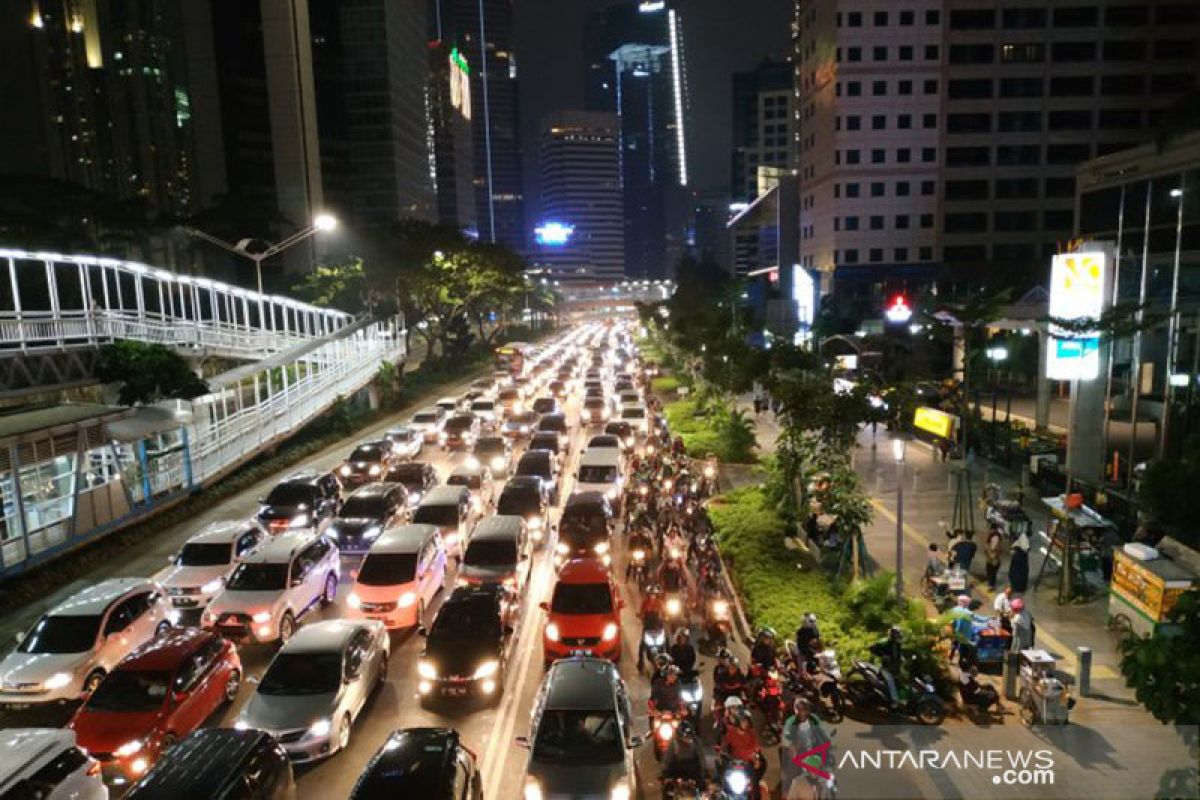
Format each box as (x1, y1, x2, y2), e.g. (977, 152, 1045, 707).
(748, 664, 785, 741)
(661, 777, 701, 799)
(680, 673, 705, 723)
(720, 758, 763, 800)
(785, 642, 844, 722)
(628, 547, 651, 593)
(652, 710, 680, 761)
(703, 593, 732, 649)
(664, 591, 688, 628)
(640, 623, 668, 673)
(844, 660, 946, 725)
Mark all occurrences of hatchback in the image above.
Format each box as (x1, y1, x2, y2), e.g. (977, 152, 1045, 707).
(347, 524, 447, 628)
(540, 559, 622, 667)
(338, 440, 396, 488)
(0, 728, 105, 800)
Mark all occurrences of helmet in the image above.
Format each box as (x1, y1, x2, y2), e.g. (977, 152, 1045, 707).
(716, 647, 733, 663)
(674, 628, 690, 642)
(1011, 598, 1025, 612)
(758, 626, 777, 640)
(665, 665, 681, 678)
(654, 653, 673, 670)
(647, 584, 662, 595)
(723, 695, 744, 710)
(804, 613, 817, 625)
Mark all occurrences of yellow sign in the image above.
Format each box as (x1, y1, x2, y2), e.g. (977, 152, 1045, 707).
(914, 406, 956, 439)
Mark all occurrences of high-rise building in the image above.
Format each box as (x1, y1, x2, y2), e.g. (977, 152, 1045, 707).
(536, 111, 624, 282)
(584, 0, 691, 279)
(427, 41, 477, 232)
(793, 0, 1200, 298)
(310, 0, 435, 226)
(432, 0, 525, 249)
(690, 190, 733, 273)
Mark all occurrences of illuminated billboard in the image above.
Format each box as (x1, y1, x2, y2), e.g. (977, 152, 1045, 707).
(534, 221, 575, 247)
(1047, 250, 1107, 380)
(914, 406, 957, 439)
(449, 47, 471, 120)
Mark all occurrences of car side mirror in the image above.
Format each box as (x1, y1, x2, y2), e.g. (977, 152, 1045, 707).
(514, 736, 531, 749)
(538, 601, 549, 612)
(13, 632, 24, 645)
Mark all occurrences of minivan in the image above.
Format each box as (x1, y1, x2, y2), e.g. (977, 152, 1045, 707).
(123, 728, 294, 800)
(575, 448, 624, 511)
(411, 486, 472, 558)
(347, 524, 446, 628)
(459, 515, 530, 594)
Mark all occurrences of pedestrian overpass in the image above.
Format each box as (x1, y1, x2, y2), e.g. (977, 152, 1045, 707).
(0, 249, 404, 579)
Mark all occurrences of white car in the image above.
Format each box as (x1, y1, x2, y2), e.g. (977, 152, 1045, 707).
(236, 619, 389, 762)
(202, 530, 339, 645)
(154, 520, 268, 614)
(0, 578, 173, 706)
(384, 426, 423, 460)
(409, 407, 447, 443)
(0, 728, 106, 800)
(619, 404, 650, 435)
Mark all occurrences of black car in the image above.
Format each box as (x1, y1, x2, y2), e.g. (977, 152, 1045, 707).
(351, 728, 482, 800)
(257, 471, 342, 534)
(515, 450, 560, 504)
(536, 413, 570, 438)
(439, 414, 481, 451)
(529, 431, 567, 458)
(603, 421, 637, 451)
(339, 440, 395, 488)
(330, 483, 409, 554)
(124, 729, 295, 800)
(386, 462, 440, 508)
(531, 396, 558, 415)
(471, 435, 513, 477)
(418, 586, 516, 705)
(555, 491, 614, 567)
(496, 476, 550, 544)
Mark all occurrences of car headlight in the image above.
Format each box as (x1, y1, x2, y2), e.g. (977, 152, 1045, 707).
(524, 777, 544, 800)
(726, 767, 751, 795)
(602, 622, 618, 642)
(398, 591, 417, 607)
(339, 465, 351, 476)
(289, 513, 309, 528)
(545, 622, 560, 642)
(439, 432, 448, 441)
(252, 611, 273, 623)
(308, 718, 332, 738)
(604, 487, 619, 500)
(347, 592, 362, 609)
(611, 780, 631, 800)
(363, 526, 382, 540)
(418, 660, 438, 680)
(555, 542, 570, 555)
(114, 739, 145, 758)
(473, 660, 500, 679)
(594, 541, 609, 555)
(44, 672, 73, 690)
(490, 456, 506, 470)
(466, 455, 481, 469)
(369, 464, 382, 476)
(201, 578, 224, 595)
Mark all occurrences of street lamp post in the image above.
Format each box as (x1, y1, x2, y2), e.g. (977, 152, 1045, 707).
(186, 213, 338, 297)
(893, 437, 907, 601)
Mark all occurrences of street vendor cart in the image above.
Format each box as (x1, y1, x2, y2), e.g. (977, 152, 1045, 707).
(1108, 540, 1197, 640)
(1034, 495, 1116, 602)
(1018, 649, 1073, 726)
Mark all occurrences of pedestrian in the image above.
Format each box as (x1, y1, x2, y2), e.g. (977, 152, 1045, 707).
(1008, 531, 1030, 593)
(992, 584, 1014, 634)
(938, 438, 951, 462)
(950, 531, 977, 573)
(984, 527, 1004, 591)
(1009, 598, 1035, 652)
(752, 382, 766, 415)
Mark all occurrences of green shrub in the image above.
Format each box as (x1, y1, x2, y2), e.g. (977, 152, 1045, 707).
(650, 375, 682, 394)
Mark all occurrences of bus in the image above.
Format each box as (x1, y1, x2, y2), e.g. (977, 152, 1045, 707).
(494, 342, 533, 375)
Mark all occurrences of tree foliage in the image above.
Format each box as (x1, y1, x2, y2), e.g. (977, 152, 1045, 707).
(1118, 590, 1200, 725)
(96, 341, 209, 405)
(1138, 435, 1200, 550)
(290, 258, 368, 312)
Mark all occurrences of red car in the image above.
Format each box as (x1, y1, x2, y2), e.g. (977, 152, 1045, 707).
(70, 628, 241, 788)
(540, 558, 622, 667)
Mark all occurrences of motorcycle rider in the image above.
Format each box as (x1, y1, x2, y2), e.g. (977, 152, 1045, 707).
(869, 625, 906, 708)
(958, 665, 1000, 712)
(669, 628, 698, 680)
(713, 649, 747, 705)
(638, 586, 666, 672)
(626, 526, 655, 580)
(661, 720, 707, 789)
(649, 665, 686, 727)
(720, 711, 766, 799)
(795, 613, 821, 661)
(750, 627, 779, 670)
(658, 555, 692, 608)
(781, 698, 831, 791)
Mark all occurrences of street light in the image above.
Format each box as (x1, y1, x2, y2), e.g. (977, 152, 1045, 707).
(893, 437, 907, 601)
(186, 212, 340, 297)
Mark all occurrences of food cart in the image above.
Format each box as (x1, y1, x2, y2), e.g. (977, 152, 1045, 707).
(1034, 496, 1115, 601)
(1108, 539, 1197, 639)
(1018, 649, 1073, 726)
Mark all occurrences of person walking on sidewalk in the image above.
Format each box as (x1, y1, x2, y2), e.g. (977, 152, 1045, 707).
(752, 382, 767, 415)
(1009, 598, 1035, 652)
(1008, 531, 1031, 593)
(984, 527, 1004, 591)
(950, 531, 977, 573)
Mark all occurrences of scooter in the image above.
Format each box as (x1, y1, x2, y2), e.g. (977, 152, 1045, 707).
(640, 622, 668, 673)
(844, 660, 946, 725)
(680, 673, 705, 724)
(628, 548, 651, 593)
(652, 710, 680, 761)
(664, 591, 689, 628)
(748, 664, 785, 741)
(720, 758, 765, 800)
(785, 642, 845, 722)
(703, 593, 732, 649)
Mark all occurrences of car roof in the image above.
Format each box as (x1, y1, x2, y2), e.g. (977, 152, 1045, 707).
(238, 529, 323, 564)
(580, 448, 621, 465)
(346, 482, 399, 499)
(49, 577, 152, 616)
(420, 485, 469, 504)
(504, 476, 542, 492)
(540, 412, 567, 423)
(565, 490, 609, 508)
(386, 425, 414, 434)
(124, 729, 277, 799)
(352, 439, 389, 450)
(413, 406, 441, 416)
(0, 728, 80, 788)
(185, 519, 258, 545)
(279, 619, 366, 654)
(450, 463, 485, 478)
(621, 404, 646, 414)
(370, 524, 440, 554)
(518, 450, 551, 465)
(470, 515, 524, 541)
(556, 558, 610, 583)
(279, 472, 322, 486)
(118, 628, 216, 672)
(352, 728, 460, 797)
(475, 434, 505, 446)
(544, 657, 620, 711)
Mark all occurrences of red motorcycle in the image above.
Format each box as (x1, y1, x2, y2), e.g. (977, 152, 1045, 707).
(748, 664, 785, 742)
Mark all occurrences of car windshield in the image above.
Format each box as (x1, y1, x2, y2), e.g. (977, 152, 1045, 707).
(389, 465, 427, 483)
(349, 445, 384, 462)
(621, 408, 645, 419)
(340, 496, 387, 518)
(475, 438, 505, 455)
(264, 483, 314, 507)
(413, 412, 439, 424)
(472, 401, 495, 412)
(464, 539, 516, 567)
(533, 399, 555, 413)
(17, 615, 101, 654)
(226, 562, 288, 591)
(357, 553, 418, 585)
(578, 465, 618, 483)
(497, 490, 537, 516)
(177, 542, 231, 567)
(539, 417, 566, 431)
(584, 398, 606, 409)
(413, 505, 458, 527)
(498, 389, 519, 401)
(551, 582, 612, 615)
(532, 710, 623, 766)
(388, 430, 414, 442)
(448, 474, 481, 490)
(84, 670, 170, 712)
(258, 652, 342, 696)
(430, 601, 500, 639)
(517, 456, 549, 476)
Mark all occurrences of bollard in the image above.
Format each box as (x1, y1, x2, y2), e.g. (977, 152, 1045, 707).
(1077, 646, 1092, 697)
(912, 468, 919, 493)
(1003, 651, 1021, 700)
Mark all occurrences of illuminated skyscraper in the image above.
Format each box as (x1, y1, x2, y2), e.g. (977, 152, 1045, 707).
(584, 0, 690, 279)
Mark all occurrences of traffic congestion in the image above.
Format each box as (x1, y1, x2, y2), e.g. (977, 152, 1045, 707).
(0, 320, 832, 800)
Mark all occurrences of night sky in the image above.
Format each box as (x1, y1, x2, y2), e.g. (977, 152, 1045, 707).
(515, 0, 794, 205)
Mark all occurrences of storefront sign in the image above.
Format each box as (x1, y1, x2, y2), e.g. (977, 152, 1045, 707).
(914, 406, 957, 440)
(1047, 251, 1106, 380)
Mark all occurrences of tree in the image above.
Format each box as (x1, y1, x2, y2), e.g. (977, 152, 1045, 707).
(1118, 590, 1200, 725)
(96, 341, 209, 405)
(290, 259, 368, 313)
(1138, 435, 1200, 550)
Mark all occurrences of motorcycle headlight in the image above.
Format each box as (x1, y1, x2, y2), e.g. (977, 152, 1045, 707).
(339, 466, 351, 476)
(252, 610, 273, 623)
(712, 599, 729, 615)
(369, 464, 382, 476)
(418, 660, 438, 680)
(408, 492, 421, 505)
(546, 622, 560, 642)
(726, 768, 751, 795)
(491, 456, 506, 471)
(347, 592, 361, 609)
(308, 718, 332, 738)
(594, 541, 609, 556)
(528, 517, 543, 530)
(632, 549, 645, 562)
(288, 513, 309, 528)
(602, 622, 618, 642)
(555, 542, 570, 555)
(398, 591, 417, 607)
(656, 721, 675, 741)
(473, 660, 500, 679)
(44, 672, 73, 691)
(524, 778, 544, 800)
(666, 598, 682, 616)
(114, 739, 145, 758)
(681, 685, 703, 703)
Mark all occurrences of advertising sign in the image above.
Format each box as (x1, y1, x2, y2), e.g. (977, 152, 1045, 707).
(913, 406, 957, 440)
(449, 48, 471, 120)
(1047, 251, 1107, 380)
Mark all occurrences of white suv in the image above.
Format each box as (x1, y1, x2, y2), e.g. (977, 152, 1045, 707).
(0, 578, 173, 705)
(0, 729, 106, 800)
(154, 520, 268, 615)
(203, 530, 340, 645)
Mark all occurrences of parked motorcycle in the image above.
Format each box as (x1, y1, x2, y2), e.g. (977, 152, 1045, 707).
(844, 660, 946, 725)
